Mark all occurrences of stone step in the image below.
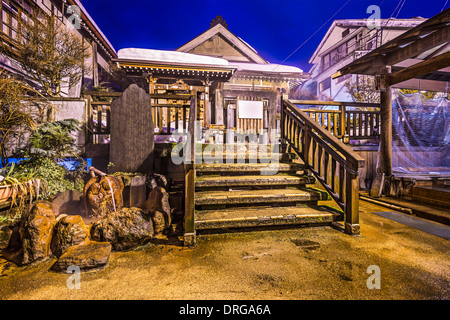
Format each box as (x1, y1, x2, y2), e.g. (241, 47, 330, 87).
(194, 188, 329, 206)
(198, 152, 296, 163)
(195, 174, 315, 189)
(195, 162, 305, 175)
(198, 143, 284, 152)
(194, 205, 342, 230)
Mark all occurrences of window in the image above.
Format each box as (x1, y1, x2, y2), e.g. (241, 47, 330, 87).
(342, 28, 350, 38)
(320, 78, 331, 92)
(322, 54, 330, 70)
(338, 42, 348, 56)
(2, 3, 18, 40)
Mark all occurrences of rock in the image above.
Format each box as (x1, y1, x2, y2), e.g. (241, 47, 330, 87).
(148, 173, 172, 191)
(51, 241, 112, 272)
(50, 190, 84, 217)
(84, 175, 124, 218)
(128, 176, 147, 208)
(0, 225, 13, 250)
(19, 201, 56, 265)
(90, 207, 154, 251)
(141, 186, 171, 230)
(152, 211, 167, 236)
(51, 215, 90, 257)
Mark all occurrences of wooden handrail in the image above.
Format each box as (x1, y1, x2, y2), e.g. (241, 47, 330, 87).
(290, 99, 380, 109)
(285, 100, 365, 167)
(282, 98, 365, 235)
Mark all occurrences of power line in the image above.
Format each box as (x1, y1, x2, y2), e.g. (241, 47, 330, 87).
(380, 0, 407, 44)
(394, 0, 407, 18)
(272, 0, 352, 71)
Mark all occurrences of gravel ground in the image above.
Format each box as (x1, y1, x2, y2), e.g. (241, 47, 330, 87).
(0, 200, 449, 300)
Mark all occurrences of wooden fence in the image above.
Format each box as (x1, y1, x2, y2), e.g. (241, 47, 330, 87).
(84, 91, 194, 144)
(289, 100, 381, 141)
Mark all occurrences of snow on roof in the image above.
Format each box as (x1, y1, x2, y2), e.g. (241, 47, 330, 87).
(117, 48, 230, 66)
(334, 18, 426, 28)
(234, 62, 303, 74)
(73, 0, 116, 55)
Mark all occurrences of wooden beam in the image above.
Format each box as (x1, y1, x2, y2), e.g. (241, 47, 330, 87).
(84, 91, 122, 97)
(332, 59, 376, 78)
(385, 26, 450, 66)
(388, 51, 450, 86)
(289, 99, 380, 109)
(392, 78, 450, 92)
(84, 91, 192, 100)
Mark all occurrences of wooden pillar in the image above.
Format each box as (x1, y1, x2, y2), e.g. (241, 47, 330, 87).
(203, 81, 211, 128)
(379, 85, 393, 177)
(184, 92, 198, 247)
(92, 42, 99, 87)
(268, 93, 277, 144)
(215, 84, 224, 125)
(148, 75, 155, 94)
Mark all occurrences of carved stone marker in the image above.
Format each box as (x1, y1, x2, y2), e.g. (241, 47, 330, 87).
(110, 84, 154, 174)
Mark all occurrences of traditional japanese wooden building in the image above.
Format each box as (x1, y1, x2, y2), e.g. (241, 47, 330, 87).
(113, 16, 308, 142)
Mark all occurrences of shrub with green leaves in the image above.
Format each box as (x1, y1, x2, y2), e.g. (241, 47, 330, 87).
(15, 118, 87, 197)
(28, 119, 80, 160)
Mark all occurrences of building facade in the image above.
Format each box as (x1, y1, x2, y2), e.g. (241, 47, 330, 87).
(0, 0, 117, 97)
(303, 18, 426, 101)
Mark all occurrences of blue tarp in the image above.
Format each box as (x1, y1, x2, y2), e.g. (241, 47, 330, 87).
(1, 158, 92, 171)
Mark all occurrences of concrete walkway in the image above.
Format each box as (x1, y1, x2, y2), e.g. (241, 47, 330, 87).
(0, 200, 448, 300)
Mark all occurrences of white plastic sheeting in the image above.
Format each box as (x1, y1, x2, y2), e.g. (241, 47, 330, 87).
(392, 89, 450, 174)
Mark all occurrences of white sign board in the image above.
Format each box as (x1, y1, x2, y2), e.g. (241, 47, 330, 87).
(238, 100, 263, 119)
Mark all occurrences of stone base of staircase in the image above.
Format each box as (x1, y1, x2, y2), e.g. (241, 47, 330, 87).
(188, 148, 342, 238)
(195, 204, 343, 230)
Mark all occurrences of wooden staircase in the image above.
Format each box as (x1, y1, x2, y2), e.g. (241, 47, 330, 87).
(183, 96, 364, 246)
(192, 146, 343, 232)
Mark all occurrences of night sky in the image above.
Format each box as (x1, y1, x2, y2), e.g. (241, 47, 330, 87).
(81, 0, 449, 72)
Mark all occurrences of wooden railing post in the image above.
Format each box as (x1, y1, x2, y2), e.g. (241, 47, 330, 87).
(86, 95, 93, 145)
(184, 92, 198, 246)
(345, 160, 361, 235)
(339, 104, 346, 141)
